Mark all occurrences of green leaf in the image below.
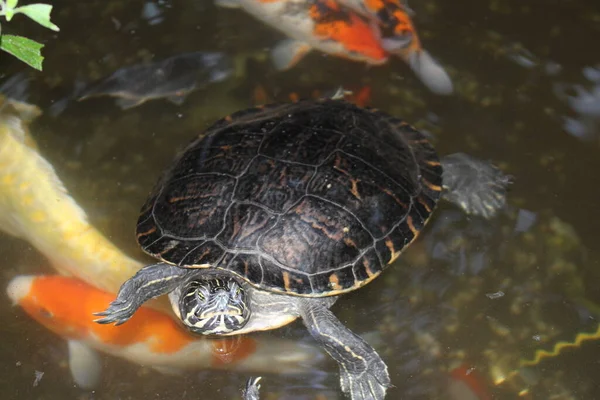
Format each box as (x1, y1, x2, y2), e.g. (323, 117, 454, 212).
(7, 0, 20, 9)
(4, 9, 15, 22)
(0, 34, 44, 70)
(13, 4, 59, 32)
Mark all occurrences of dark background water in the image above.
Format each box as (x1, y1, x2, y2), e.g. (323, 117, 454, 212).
(1, 0, 599, 398)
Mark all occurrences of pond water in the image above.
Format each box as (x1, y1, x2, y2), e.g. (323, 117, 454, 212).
(1, 0, 599, 399)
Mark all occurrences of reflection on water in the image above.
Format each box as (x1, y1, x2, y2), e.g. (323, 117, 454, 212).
(1, 0, 599, 399)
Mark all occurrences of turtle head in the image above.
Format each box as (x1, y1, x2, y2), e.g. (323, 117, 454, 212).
(176, 276, 250, 335)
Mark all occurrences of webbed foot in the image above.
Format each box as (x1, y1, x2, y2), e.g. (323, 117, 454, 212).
(242, 376, 262, 400)
(94, 263, 187, 325)
(441, 152, 511, 218)
(300, 299, 390, 400)
(339, 353, 390, 400)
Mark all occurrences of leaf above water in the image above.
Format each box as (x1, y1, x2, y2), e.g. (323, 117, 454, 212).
(0, 34, 44, 70)
(12, 4, 59, 32)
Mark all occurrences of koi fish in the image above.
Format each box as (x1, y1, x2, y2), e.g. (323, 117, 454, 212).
(0, 94, 326, 391)
(0, 95, 145, 296)
(216, 0, 388, 70)
(78, 52, 234, 109)
(338, 0, 453, 94)
(7, 275, 325, 389)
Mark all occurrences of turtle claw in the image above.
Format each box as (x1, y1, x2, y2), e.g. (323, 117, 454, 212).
(441, 153, 512, 219)
(339, 355, 390, 400)
(92, 263, 187, 326)
(93, 299, 136, 325)
(242, 376, 262, 400)
(458, 165, 512, 219)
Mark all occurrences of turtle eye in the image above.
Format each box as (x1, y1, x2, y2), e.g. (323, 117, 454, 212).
(195, 287, 208, 303)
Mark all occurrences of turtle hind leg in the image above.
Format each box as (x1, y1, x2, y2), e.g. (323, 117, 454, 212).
(94, 263, 187, 325)
(299, 299, 390, 400)
(440, 153, 512, 219)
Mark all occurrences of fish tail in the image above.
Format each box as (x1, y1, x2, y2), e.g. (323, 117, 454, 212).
(403, 48, 454, 95)
(378, 8, 454, 95)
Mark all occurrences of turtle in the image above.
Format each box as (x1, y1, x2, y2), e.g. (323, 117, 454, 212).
(95, 99, 510, 400)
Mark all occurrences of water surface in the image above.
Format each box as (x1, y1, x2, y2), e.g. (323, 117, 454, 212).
(1, 0, 599, 398)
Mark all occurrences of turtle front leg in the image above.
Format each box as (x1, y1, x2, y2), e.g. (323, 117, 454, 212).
(94, 263, 187, 325)
(299, 299, 390, 400)
(441, 152, 512, 219)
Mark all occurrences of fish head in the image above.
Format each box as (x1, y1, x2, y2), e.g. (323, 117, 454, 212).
(7, 275, 94, 340)
(8, 275, 197, 355)
(0, 95, 42, 148)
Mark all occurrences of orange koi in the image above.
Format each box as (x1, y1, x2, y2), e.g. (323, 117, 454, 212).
(7, 275, 325, 389)
(338, 0, 453, 94)
(216, 0, 388, 70)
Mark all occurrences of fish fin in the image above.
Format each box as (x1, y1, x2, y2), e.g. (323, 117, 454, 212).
(115, 97, 146, 110)
(0, 73, 31, 102)
(49, 76, 88, 117)
(401, 1, 416, 16)
(214, 0, 241, 8)
(405, 49, 454, 95)
(381, 34, 414, 52)
(166, 94, 187, 105)
(270, 39, 312, 71)
(152, 366, 185, 376)
(327, 87, 353, 100)
(68, 340, 102, 390)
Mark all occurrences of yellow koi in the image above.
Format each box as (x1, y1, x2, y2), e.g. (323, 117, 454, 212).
(0, 95, 143, 295)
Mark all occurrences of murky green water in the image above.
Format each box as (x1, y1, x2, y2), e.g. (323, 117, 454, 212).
(1, 0, 599, 398)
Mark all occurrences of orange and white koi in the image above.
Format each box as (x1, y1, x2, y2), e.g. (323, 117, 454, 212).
(7, 275, 325, 389)
(338, 0, 453, 94)
(0, 95, 144, 295)
(216, 0, 388, 69)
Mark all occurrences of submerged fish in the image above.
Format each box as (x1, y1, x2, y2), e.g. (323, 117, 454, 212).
(7, 275, 324, 389)
(0, 95, 144, 295)
(78, 52, 233, 109)
(0, 95, 325, 390)
(338, 0, 453, 94)
(216, 0, 388, 70)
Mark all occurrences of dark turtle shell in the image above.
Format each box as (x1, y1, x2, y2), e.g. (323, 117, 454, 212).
(136, 99, 442, 296)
